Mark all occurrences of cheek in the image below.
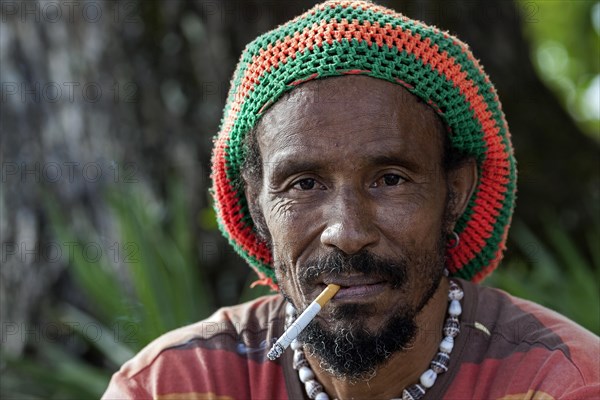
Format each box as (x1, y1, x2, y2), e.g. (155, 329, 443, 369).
(262, 195, 323, 259)
(376, 194, 446, 248)
(262, 196, 326, 307)
(272, 249, 309, 309)
(268, 197, 294, 218)
(263, 198, 303, 283)
(263, 196, 296, 236)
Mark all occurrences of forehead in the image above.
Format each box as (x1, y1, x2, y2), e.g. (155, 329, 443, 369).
(256, 76, 444, 169)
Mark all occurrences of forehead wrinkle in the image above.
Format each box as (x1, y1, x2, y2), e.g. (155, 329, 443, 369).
(263, 137, 428, 181)
(258, 101, 404, 147)
(259, 108, 401, 145)
(259, 105, 440, 152)
(256, 76, 445, 179)
(259, 80, 407, 136)
(264, 124, 435, 157)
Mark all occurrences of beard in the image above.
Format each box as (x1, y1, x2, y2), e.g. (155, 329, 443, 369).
(279, 236, 446, 381)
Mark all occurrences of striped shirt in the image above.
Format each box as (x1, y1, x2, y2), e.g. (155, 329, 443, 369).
(103, 279, 600, 399)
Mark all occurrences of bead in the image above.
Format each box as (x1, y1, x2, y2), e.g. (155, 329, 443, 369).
(315, 393, 329, 400)
(448, 299, 462, 317)
(430, 352, 450, 374)
(448, 283, 464, 301)
(402, 384, 426, 400)
(293, 284, 464, 400)
(286, 302, 296, 316)
(305, 379, 323, 399)
(439, 336, 454, 353)
(443, 316, 460, 338)
(291, 339, 302, 350)
(293, 349, 309, 369)
(299, 366, 315, 383)
(419, 368, 437, 388)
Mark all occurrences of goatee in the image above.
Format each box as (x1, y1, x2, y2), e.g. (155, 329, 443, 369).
(286, 247, 444, 381)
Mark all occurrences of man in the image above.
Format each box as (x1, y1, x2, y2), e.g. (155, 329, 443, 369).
(103, 1, 599, 399)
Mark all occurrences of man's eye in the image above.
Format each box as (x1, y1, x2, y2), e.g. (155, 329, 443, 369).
(383, 174, 403, 186)
(294, 178, 316, 190)
(375, 174, 405, 187)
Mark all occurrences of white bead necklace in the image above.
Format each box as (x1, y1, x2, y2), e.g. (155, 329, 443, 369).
(285, 280, 464, 400)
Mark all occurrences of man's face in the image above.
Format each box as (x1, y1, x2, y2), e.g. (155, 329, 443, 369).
(250, 76, 462, 378)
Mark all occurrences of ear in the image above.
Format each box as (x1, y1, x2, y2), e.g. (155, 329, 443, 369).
(446, 158, 478, 228)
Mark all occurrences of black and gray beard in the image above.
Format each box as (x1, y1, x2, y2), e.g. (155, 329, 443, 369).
(284, 245, 445, 381)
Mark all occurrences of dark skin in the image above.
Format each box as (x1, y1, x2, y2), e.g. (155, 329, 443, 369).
(246, 76, 477, 399)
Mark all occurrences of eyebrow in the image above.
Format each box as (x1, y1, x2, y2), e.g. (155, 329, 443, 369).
(368, 154, 422, 172)
(266, 152, 424, 182)
(266, 158, 321, 182)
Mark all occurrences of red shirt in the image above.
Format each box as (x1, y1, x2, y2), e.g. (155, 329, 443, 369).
(103, 279, 600, 399)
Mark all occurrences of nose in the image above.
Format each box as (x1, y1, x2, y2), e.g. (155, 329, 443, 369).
(320, 188, 379, 254)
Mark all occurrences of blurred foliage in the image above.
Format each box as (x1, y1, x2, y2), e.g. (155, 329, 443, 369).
(519, 0, 600, 138)
(1, 182, 216, 399)
(487, 218, 600, 335)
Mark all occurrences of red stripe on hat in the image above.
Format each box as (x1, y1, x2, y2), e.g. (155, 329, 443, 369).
(212, 135, 272, 264)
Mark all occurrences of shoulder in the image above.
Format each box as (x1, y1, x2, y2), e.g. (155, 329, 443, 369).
(471, 282, 597, 354)
(102, 295, 287, 399)
(120, 294, 285, 378)
(447, 280, 599, 399)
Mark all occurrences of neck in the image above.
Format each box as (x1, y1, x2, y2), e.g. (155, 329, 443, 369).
(305, 278, 450, 400)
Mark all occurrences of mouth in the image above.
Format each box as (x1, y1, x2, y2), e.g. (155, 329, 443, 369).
(320, 275, 387, 302)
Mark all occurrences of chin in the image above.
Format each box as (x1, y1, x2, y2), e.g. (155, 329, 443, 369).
(299, 303, 419, 380)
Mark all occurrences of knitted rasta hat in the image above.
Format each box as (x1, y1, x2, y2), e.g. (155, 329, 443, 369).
(211, 0, 516, 289)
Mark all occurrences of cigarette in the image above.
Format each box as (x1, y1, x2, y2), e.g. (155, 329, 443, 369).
(267, 284, 340, 361)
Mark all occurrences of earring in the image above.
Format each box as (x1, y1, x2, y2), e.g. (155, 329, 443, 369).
(447, 231, 460, 249)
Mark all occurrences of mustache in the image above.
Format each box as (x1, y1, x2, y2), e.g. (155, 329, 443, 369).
(298, 250, 408, 289)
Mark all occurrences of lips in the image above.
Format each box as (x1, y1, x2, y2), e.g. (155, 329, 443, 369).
(321, 275, 387, 301)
